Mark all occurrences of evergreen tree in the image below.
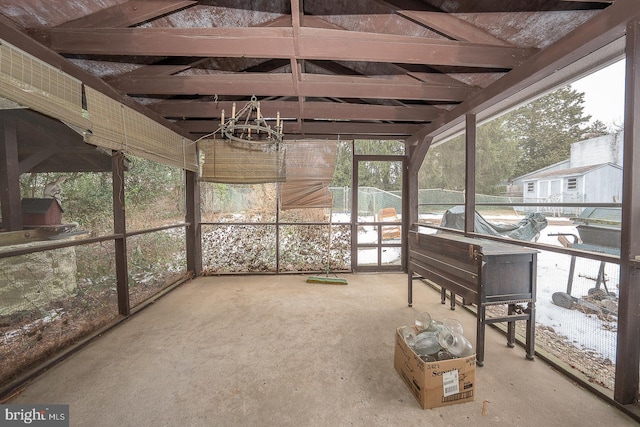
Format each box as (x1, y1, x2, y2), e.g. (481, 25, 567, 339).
(418, 116, 519, 196)
(476, 116, 519, 195)
(419, 86, 592, 194)
(331, 140, 353, 187)
(332, 140, 404, 190)
(508, 86, 591, 177)
(418, 136, 465, 191)
(583, 119, 610, 138)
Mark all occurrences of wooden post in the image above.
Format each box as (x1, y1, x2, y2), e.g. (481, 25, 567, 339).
(401, 147, 409, 272)
(185, 169, 202, 276)
(614, 18, 640, 405)
(351, 154, 359, 270)
(464, 113, 476, 234)
(112, 151, 130, 316)
(0, 113, 22, 231)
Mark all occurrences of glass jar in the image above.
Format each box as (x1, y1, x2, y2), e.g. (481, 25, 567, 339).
(400, 325, 417, 347)
(413, 331, 441, 356)
(438, 330, 474, 357)
(443, 318, 464, 335)
(414, 311, 432, 332)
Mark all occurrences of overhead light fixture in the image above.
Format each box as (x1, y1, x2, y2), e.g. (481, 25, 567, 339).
(220, 95, 283, 146)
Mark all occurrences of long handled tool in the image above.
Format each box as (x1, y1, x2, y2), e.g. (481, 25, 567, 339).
(306, 193, 348, 285)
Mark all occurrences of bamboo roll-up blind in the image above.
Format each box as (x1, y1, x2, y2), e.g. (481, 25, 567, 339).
(85, 87, 197, 171)
(199, 138, 286, 183)
(279, 181, 332, 209)
(279, 140, 337, 210)
(0, 39, 90, 132)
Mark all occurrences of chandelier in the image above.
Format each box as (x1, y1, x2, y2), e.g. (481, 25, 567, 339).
(220, 95, 283, 145)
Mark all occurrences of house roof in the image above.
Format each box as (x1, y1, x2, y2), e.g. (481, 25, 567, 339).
(8, 109, 114, 174)
(513, 159, 570, 181)
(0, 1, 635, 175)
(21, 198, 64, 214)
(523, 162, 622, 180)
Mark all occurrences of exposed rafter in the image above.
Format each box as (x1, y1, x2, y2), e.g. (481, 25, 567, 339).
(0, 0, 614, 142)
(108, 73, 478, 102)
(31, 27, 537, 69)
(149, 100, 443, 122)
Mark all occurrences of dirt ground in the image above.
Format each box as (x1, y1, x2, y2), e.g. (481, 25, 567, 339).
(486, 303, 615, 390)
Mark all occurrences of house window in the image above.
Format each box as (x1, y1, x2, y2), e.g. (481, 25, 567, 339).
(567, 178, 578, 190)
(526, 182, 535, 192)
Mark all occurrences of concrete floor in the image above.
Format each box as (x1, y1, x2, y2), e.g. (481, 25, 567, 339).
(7, 273, 638, 427)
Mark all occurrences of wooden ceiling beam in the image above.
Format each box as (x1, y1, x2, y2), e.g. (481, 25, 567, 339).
(150, 100, 443, 121)
(32, 26, 536, 69)
(113, 73, 298, 97)
(293, 121, 424, 136)
(300, 73, 475, 101)
(108, 73, 476, 102)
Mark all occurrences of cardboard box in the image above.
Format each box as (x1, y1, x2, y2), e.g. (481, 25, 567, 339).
(394, 327, 476, 409)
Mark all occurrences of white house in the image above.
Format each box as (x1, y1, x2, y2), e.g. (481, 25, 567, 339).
(511, 133, 623, 215)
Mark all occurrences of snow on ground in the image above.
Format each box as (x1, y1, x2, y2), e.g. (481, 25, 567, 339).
(349, 213, 619, 363)
(535, 224, 618, 362)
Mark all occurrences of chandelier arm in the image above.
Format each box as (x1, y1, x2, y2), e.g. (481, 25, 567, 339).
(219, 95, 283, 145)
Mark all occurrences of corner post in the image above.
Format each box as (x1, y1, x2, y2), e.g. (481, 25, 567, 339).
(0, 113, 22, 231)
(185, 169, 202, 276)
(614, 18, 640, 405)
(113, 151, 130, 316)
